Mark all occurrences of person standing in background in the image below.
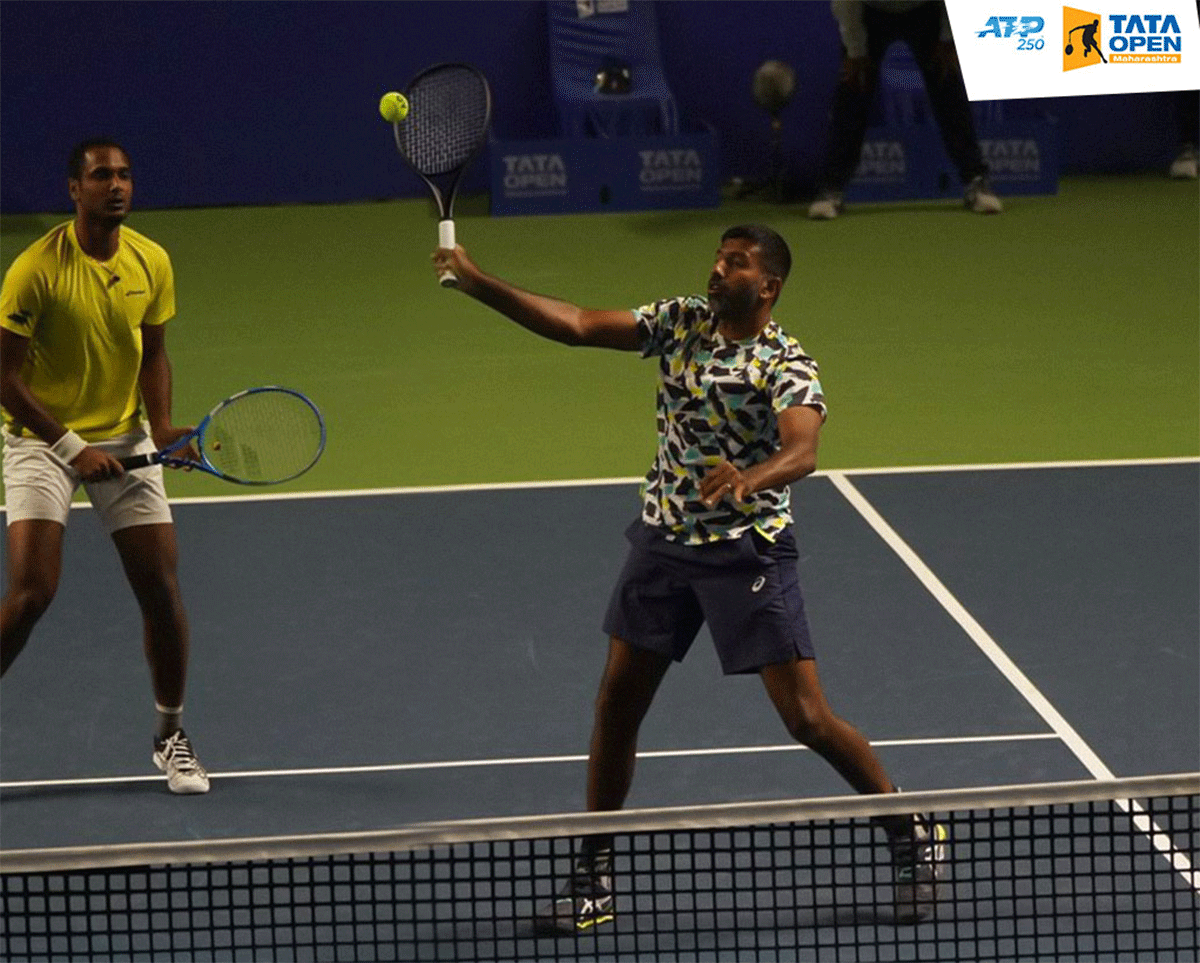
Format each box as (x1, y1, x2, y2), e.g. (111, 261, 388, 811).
(808, 1, 1004, 219)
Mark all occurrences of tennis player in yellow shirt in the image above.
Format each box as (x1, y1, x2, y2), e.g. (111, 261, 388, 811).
(1, 139, 208, 793)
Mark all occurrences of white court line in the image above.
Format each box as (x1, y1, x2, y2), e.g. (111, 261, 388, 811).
(827, 470, 1199, 893)
(836, 455, 1198, 476)
(0, 732, 1058, 790)
(5, 454, 1194, 510)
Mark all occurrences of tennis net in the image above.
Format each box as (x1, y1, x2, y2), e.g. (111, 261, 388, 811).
(1, 773, 1196, 962)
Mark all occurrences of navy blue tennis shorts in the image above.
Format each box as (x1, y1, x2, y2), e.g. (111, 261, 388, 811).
(602, 519, 815, 675)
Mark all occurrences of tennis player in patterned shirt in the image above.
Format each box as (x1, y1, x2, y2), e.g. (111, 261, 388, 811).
(0, 139, 208, 794)
(434, 224, 945, 928)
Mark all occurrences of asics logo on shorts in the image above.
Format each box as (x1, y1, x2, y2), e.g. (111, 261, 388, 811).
(751, 576, 767, 593)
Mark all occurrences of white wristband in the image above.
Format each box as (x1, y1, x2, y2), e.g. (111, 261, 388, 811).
(49, 430, 88, 465)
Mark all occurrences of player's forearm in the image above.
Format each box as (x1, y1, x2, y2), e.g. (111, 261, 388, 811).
(138, 352, 175, 433)
(699, 445, 817, 510)
(0, 331, 69, 443)
(0, 375, 69, 444)
(464, 271, 592, 346)
(742, 446, 818, 495)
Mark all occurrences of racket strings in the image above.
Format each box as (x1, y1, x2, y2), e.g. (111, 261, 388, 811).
(204, 392, 324, 484)
(396, 67, 490, 176)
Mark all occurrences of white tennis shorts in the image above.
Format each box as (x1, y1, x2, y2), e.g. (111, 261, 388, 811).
(2, 427, 174, 533)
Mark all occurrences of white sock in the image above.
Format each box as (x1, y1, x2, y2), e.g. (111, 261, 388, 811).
(155, 704, 183, 742)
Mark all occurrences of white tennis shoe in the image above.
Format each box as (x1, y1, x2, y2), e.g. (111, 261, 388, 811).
(807, 191, 845, 220)
(153, 730, 210, 794)
(1169, 144, 1198, 180)
(964, 175, 1004, 214)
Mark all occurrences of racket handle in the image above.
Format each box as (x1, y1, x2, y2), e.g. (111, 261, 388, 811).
(118, 453, 156, 471)
(437, 219, 458, 288)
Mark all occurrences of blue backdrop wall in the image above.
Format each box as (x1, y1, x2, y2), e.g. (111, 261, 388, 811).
(1, 1, 1189, 213)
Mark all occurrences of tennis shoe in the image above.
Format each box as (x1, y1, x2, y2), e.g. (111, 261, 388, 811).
(890, 816, 947, 922)
(1169, 144, 1198, 179)
(964, 175, 1003, 214)
(807, 191, 845, 220)
(533, 853, 614, 935)
(153, 729, 210, 794)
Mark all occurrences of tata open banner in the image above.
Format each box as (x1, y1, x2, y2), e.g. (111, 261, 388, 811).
(488, 128, 721, 216)
(946, 0, 1200, 99)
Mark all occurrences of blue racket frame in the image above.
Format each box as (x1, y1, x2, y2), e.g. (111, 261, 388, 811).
(119, 386, 326, 485)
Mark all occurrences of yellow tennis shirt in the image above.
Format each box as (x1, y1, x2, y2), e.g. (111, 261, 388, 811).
(1, 222, 176, 441)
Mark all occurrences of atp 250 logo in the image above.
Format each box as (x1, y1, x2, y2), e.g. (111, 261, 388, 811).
(977, 15, 1047, 48)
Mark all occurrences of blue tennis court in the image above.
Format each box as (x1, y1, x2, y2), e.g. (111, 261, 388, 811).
(2, 459, 1195, 847)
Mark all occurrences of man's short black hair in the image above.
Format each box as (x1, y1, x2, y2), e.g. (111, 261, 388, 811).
(68, 138, 129, 179)
(721, 224, 792, 285)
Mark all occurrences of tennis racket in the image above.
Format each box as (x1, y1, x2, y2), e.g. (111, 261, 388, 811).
(390, 62, 493, 287)
(119, 386, 326, 485)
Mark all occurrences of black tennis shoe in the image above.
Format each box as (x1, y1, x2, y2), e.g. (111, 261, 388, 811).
(533, 853, 614, 935)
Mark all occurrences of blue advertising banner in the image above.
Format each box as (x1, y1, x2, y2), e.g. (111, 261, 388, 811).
(845, 119, 1060, 203)
(489, 126, 721, 216)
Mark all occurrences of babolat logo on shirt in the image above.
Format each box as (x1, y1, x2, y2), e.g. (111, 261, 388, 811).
(976, 15, 1046, 49)
(854, 141, 906, 181)
(501, 154, 568, 197)
(638, 149, 704, 191)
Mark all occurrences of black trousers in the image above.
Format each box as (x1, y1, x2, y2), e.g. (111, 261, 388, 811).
(818, 1, 987, 192)
(1182, 3, 1200, 147)
(1177, 88, 1199, 147)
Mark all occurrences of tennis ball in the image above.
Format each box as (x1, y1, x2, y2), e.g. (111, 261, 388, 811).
(379, 91, 409, 123)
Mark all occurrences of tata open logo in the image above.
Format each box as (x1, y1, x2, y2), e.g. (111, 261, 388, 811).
(638, 149, 704, 192)
(1107, 12, 1185, 60)
(501, 154, 569, 197)
(1063, 8, 1107, 68)
(1065, 8, 1185, 67)
(854, 141, 906, 182)
(976, 15, 1047, 49)
(1064, 8, 1185, 68)
(981, 138, 1043, 178)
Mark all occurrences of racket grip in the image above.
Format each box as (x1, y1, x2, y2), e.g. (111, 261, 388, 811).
(438, 219, 458, 288)
(118, 453, 156, 470)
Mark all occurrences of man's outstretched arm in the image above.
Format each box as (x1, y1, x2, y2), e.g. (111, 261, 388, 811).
(433, 244, 642, 351)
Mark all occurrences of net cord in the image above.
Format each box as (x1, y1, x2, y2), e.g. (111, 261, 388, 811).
(2, 772, 1195, 876)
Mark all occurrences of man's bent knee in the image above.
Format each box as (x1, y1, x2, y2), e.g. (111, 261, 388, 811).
(783, 700, 836, 748)
(4, 583, 57, 621)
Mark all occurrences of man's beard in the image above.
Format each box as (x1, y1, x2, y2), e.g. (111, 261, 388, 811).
(709, 284, 757, 321)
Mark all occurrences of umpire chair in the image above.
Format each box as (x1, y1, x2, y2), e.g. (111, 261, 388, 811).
(546, 0, 680, 138)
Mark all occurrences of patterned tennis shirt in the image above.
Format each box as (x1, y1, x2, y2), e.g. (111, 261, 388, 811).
(634, 296, 826, 545)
